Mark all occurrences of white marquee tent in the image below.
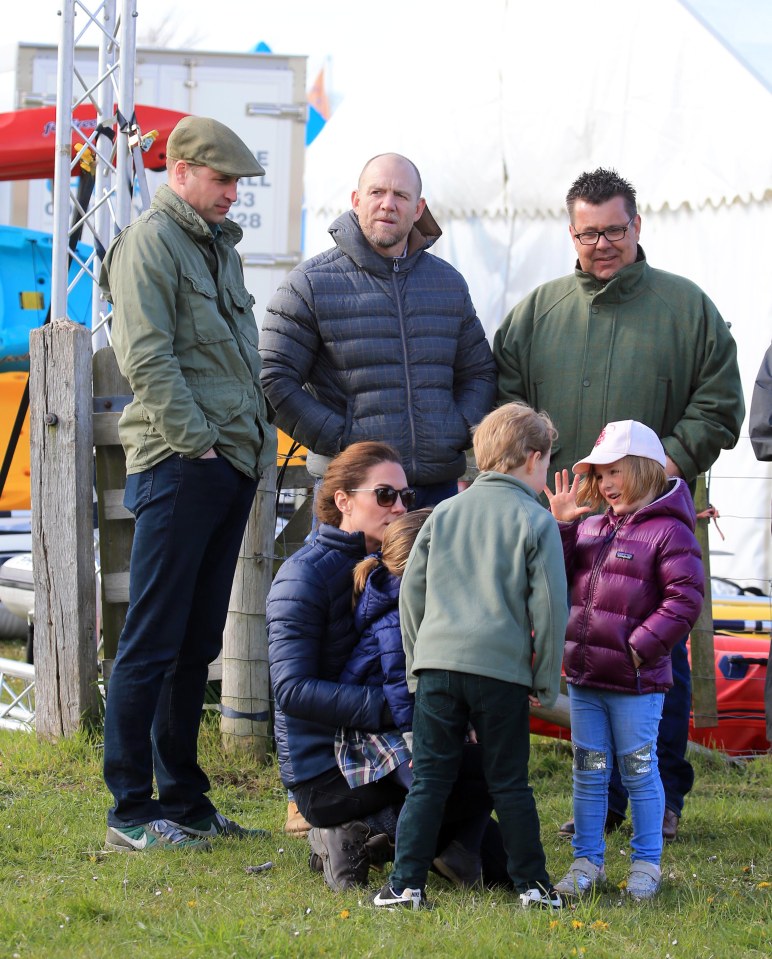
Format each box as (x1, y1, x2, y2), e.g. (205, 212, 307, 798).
(302, 0, 772, 591)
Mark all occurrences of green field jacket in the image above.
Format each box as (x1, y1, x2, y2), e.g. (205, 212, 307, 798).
(100, 185, 275, 479)
(399, 472, 568, 708)
(493, 251, 744, 482)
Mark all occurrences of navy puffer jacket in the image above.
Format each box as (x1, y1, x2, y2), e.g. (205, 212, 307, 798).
(266, 524, 389, 789)
(341, 562, 415, 732)
(560, 478, 704, 694)
(260, 210, 496, 485)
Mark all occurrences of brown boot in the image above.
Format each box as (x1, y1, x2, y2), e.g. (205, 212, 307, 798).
(662, 807, 679, 842)
(284, 801, 311, 837)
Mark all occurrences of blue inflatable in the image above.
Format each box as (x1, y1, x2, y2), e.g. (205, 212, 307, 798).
(0, 225, 93, 372)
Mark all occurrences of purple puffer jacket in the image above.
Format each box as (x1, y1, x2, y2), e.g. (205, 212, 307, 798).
(560, 478, 704, 694)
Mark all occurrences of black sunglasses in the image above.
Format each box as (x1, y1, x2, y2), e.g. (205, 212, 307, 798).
(347, 485, 417, 509)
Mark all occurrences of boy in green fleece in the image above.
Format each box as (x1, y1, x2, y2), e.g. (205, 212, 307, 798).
(373, 402, 568, 910)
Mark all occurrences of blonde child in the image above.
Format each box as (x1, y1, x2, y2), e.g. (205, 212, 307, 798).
(546, 420, 704, 901)
(374, 402, 568, 910)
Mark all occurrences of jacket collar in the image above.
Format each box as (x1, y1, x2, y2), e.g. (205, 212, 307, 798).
(152, 183, 243, 249)
(474, 470, 541, 501)
(574, 246, 648, 303)
(316, 522, 368, 555)
(620, 477, 697, 531)
(328, 209, 439, 277)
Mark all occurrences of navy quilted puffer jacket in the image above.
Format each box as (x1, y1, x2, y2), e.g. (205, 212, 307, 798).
(260, 210, 496, 485)
(560, 478, 704, 695)
(342, 562, 415, 732)
(266, 524, 389, 789)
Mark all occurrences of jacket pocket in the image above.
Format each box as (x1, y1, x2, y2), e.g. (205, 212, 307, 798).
(182, 271, 231, 344)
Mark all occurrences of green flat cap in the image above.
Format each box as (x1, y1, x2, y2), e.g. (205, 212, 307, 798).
(167, 116, 265, 177)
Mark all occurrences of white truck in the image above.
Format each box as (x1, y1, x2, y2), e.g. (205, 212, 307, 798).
(0, 42, 307, 324)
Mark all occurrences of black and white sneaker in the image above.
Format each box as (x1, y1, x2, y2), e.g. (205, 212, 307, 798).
(372, 883, 425, 910)
(519, 886, 563, 909)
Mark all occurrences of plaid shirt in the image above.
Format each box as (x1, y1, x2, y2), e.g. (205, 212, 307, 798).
(334, 727, 411, 789)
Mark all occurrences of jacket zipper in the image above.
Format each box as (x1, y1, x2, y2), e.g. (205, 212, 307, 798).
(576, 516, 628, 677)
(391, 265, 418, 477)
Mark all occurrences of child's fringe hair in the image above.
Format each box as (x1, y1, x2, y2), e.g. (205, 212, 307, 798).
(577, 454, 668, 511)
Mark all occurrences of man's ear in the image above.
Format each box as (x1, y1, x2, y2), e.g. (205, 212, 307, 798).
(171, 159, 189, 187)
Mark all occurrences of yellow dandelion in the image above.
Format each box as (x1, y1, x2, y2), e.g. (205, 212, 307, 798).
(707, 896, 715, 903)
(187, 900, 197, 908)
(757, 882, 770, 889)
(339, 909, 351, 919)
(571, 919, 584, 929)
(591, 920, 609, 930)
(549, 920, 560, 929)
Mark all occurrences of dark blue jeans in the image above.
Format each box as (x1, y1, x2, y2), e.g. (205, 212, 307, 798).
(608, 636, 694, 817)
(391, 669, 551, 894)
(104, 454, 257, 827)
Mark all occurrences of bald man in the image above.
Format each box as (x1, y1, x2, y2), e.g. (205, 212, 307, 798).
(260, 153, 495, 509)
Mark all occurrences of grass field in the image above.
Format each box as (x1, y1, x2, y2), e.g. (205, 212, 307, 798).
(1, 695, 770, 959)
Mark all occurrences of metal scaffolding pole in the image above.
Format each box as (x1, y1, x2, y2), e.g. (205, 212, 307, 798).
(50, 0, 141, 332)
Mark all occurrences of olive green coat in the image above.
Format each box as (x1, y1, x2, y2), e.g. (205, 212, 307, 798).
(100, 185, 275, 479)
(493, 252, 744, 482)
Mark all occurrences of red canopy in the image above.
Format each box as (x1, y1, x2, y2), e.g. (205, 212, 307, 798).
(0, 104, 188, 182)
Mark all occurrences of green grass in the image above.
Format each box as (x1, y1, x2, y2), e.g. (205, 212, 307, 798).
(0, 720, 770, 959)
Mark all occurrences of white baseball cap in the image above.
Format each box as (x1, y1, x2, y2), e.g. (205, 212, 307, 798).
(573, 420, 667, 474)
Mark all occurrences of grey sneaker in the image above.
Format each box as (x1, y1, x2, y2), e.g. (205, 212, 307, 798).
(104, 819, 212, 852)
(308, 820, 370, 891)
(170, 811, 270, 840)
(554, 857, 607, 898)
(626, 861, 661, 901)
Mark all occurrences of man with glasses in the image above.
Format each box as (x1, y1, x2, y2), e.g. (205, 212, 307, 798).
(493, 167, 744, 843)
(260, 152, 496, 511)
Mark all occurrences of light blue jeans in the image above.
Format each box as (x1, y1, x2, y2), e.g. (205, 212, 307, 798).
(568, 684, 665, 867)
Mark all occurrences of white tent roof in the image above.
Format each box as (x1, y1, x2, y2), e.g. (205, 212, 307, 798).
(301, 0, 772, 593)
(305, 0, 772, 219)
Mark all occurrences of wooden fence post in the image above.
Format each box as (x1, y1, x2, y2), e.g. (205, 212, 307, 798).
(691, 474, 717, 728)
(220, 462, 277, 758)
(29, 320, 100, 738)
(92, 347, 134, 667)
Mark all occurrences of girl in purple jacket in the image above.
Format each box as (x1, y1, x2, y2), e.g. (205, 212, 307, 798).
(546, 420, 704, 902)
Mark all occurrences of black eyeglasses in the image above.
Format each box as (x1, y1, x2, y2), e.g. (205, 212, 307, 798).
(347, 486, 417, 509)
(572, 215, 636, 246)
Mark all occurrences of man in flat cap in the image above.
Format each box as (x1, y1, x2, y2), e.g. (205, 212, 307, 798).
(100, 115, 276, 851)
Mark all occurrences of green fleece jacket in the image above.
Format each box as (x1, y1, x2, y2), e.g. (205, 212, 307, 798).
(493, 251, 744, 482)
(398, 471, 568, 708)
(99, 184, 276, 479)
